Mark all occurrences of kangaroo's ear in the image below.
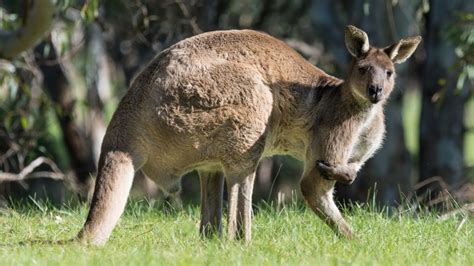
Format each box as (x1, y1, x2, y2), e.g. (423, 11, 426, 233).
(345, 25, 370, 58)
(384, 36, 422, 64)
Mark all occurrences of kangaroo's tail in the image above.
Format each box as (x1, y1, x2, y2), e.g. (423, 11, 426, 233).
(77, 150, 137, 245)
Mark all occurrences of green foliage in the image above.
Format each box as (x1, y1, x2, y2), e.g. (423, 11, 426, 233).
(447, 12, 474, 92)
(465, 97, 474, 167)
(80, 0, 99, 23)
(0, 64, 49, 168)
(0, 203, 472, 265)
(446, 12, 474, 167)
(0, 0, 95, 174)
(0, 6, 20, 30)
(402, 89, 421, 158)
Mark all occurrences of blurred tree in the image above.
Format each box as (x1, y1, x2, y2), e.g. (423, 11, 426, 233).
(419, 0, 473, 204)
(1, 0, 101, 202)
(0, 0, 472, 208)
(0, 0, 65, 204)
(35, 38, 96, 198)
(0, 0, 53, 58)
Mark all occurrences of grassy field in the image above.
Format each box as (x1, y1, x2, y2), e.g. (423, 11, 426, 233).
(0, 201, 472, 266)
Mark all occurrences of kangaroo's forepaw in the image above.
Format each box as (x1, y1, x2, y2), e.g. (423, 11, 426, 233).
(316, 160, 356, 184)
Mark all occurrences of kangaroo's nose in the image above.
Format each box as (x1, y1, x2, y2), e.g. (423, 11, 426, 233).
(367, 85, 383, 103)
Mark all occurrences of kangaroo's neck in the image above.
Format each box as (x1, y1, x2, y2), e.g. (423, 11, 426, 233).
(340, 81, 381, 115)
(264, 75, 341, 157)
(301, 79, 382, 132)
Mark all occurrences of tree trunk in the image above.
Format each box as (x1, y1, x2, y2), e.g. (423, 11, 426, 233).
(0, 0, 53, 59)
(196, 0, 224, 31)
(86, 23, 111, 164)
(35, 40, 96, 198)
(309, 0, 347, 73)
(419, 0, 472, 200)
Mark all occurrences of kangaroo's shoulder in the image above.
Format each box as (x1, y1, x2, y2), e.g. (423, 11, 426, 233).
(311, 75, 344, 103)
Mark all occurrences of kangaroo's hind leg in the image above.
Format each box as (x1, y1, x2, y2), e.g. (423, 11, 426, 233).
(77, 148, 145, 245)
(199, 171, 225, 237)
(226, 171, 257, 242)
(236, 172, 256, 241)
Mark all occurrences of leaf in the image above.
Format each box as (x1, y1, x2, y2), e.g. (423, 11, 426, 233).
(4, 113, 12, 130)
(43, 43, 51, 58)
(21, 115, 29, 129)
(81, 0, 99, 23)
(466, 65, 474, 80)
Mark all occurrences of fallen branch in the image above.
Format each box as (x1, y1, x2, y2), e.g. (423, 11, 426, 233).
(438, 203, 474, 221)
(413, 176, 449, 191)
(406, 176, 452, 207)
(0, 156, 64, 182)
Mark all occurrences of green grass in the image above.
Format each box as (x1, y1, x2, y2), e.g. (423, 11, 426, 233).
(0, 201, 472, 266)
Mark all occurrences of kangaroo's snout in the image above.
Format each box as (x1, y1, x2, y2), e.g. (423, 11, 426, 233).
(367, 84, 383, 103)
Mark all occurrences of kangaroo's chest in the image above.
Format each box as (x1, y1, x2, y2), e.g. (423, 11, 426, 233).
(348, 113, 385, 163)
(349, 132, 374, 160)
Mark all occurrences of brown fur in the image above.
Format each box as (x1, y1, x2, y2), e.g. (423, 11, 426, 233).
(77, 26, 421, 245)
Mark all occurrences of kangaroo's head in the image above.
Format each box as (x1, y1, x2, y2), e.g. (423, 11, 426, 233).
(344, 25, 421, 104)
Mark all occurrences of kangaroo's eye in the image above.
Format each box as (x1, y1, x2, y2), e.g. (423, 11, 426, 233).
(358, 67, 368, 75)
(386, 70, 393, 78)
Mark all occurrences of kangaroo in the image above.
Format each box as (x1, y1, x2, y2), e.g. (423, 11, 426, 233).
(77, 26, 421, 245)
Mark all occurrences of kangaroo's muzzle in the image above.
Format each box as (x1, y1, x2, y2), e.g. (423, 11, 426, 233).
(367, 85, 383, 103)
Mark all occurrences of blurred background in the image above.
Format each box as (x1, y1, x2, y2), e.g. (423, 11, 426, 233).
(0, 0, 473, 211)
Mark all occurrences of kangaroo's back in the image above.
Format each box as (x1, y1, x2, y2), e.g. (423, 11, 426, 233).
(138, 30, 339, 93)
(101, 30, 336, 162)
